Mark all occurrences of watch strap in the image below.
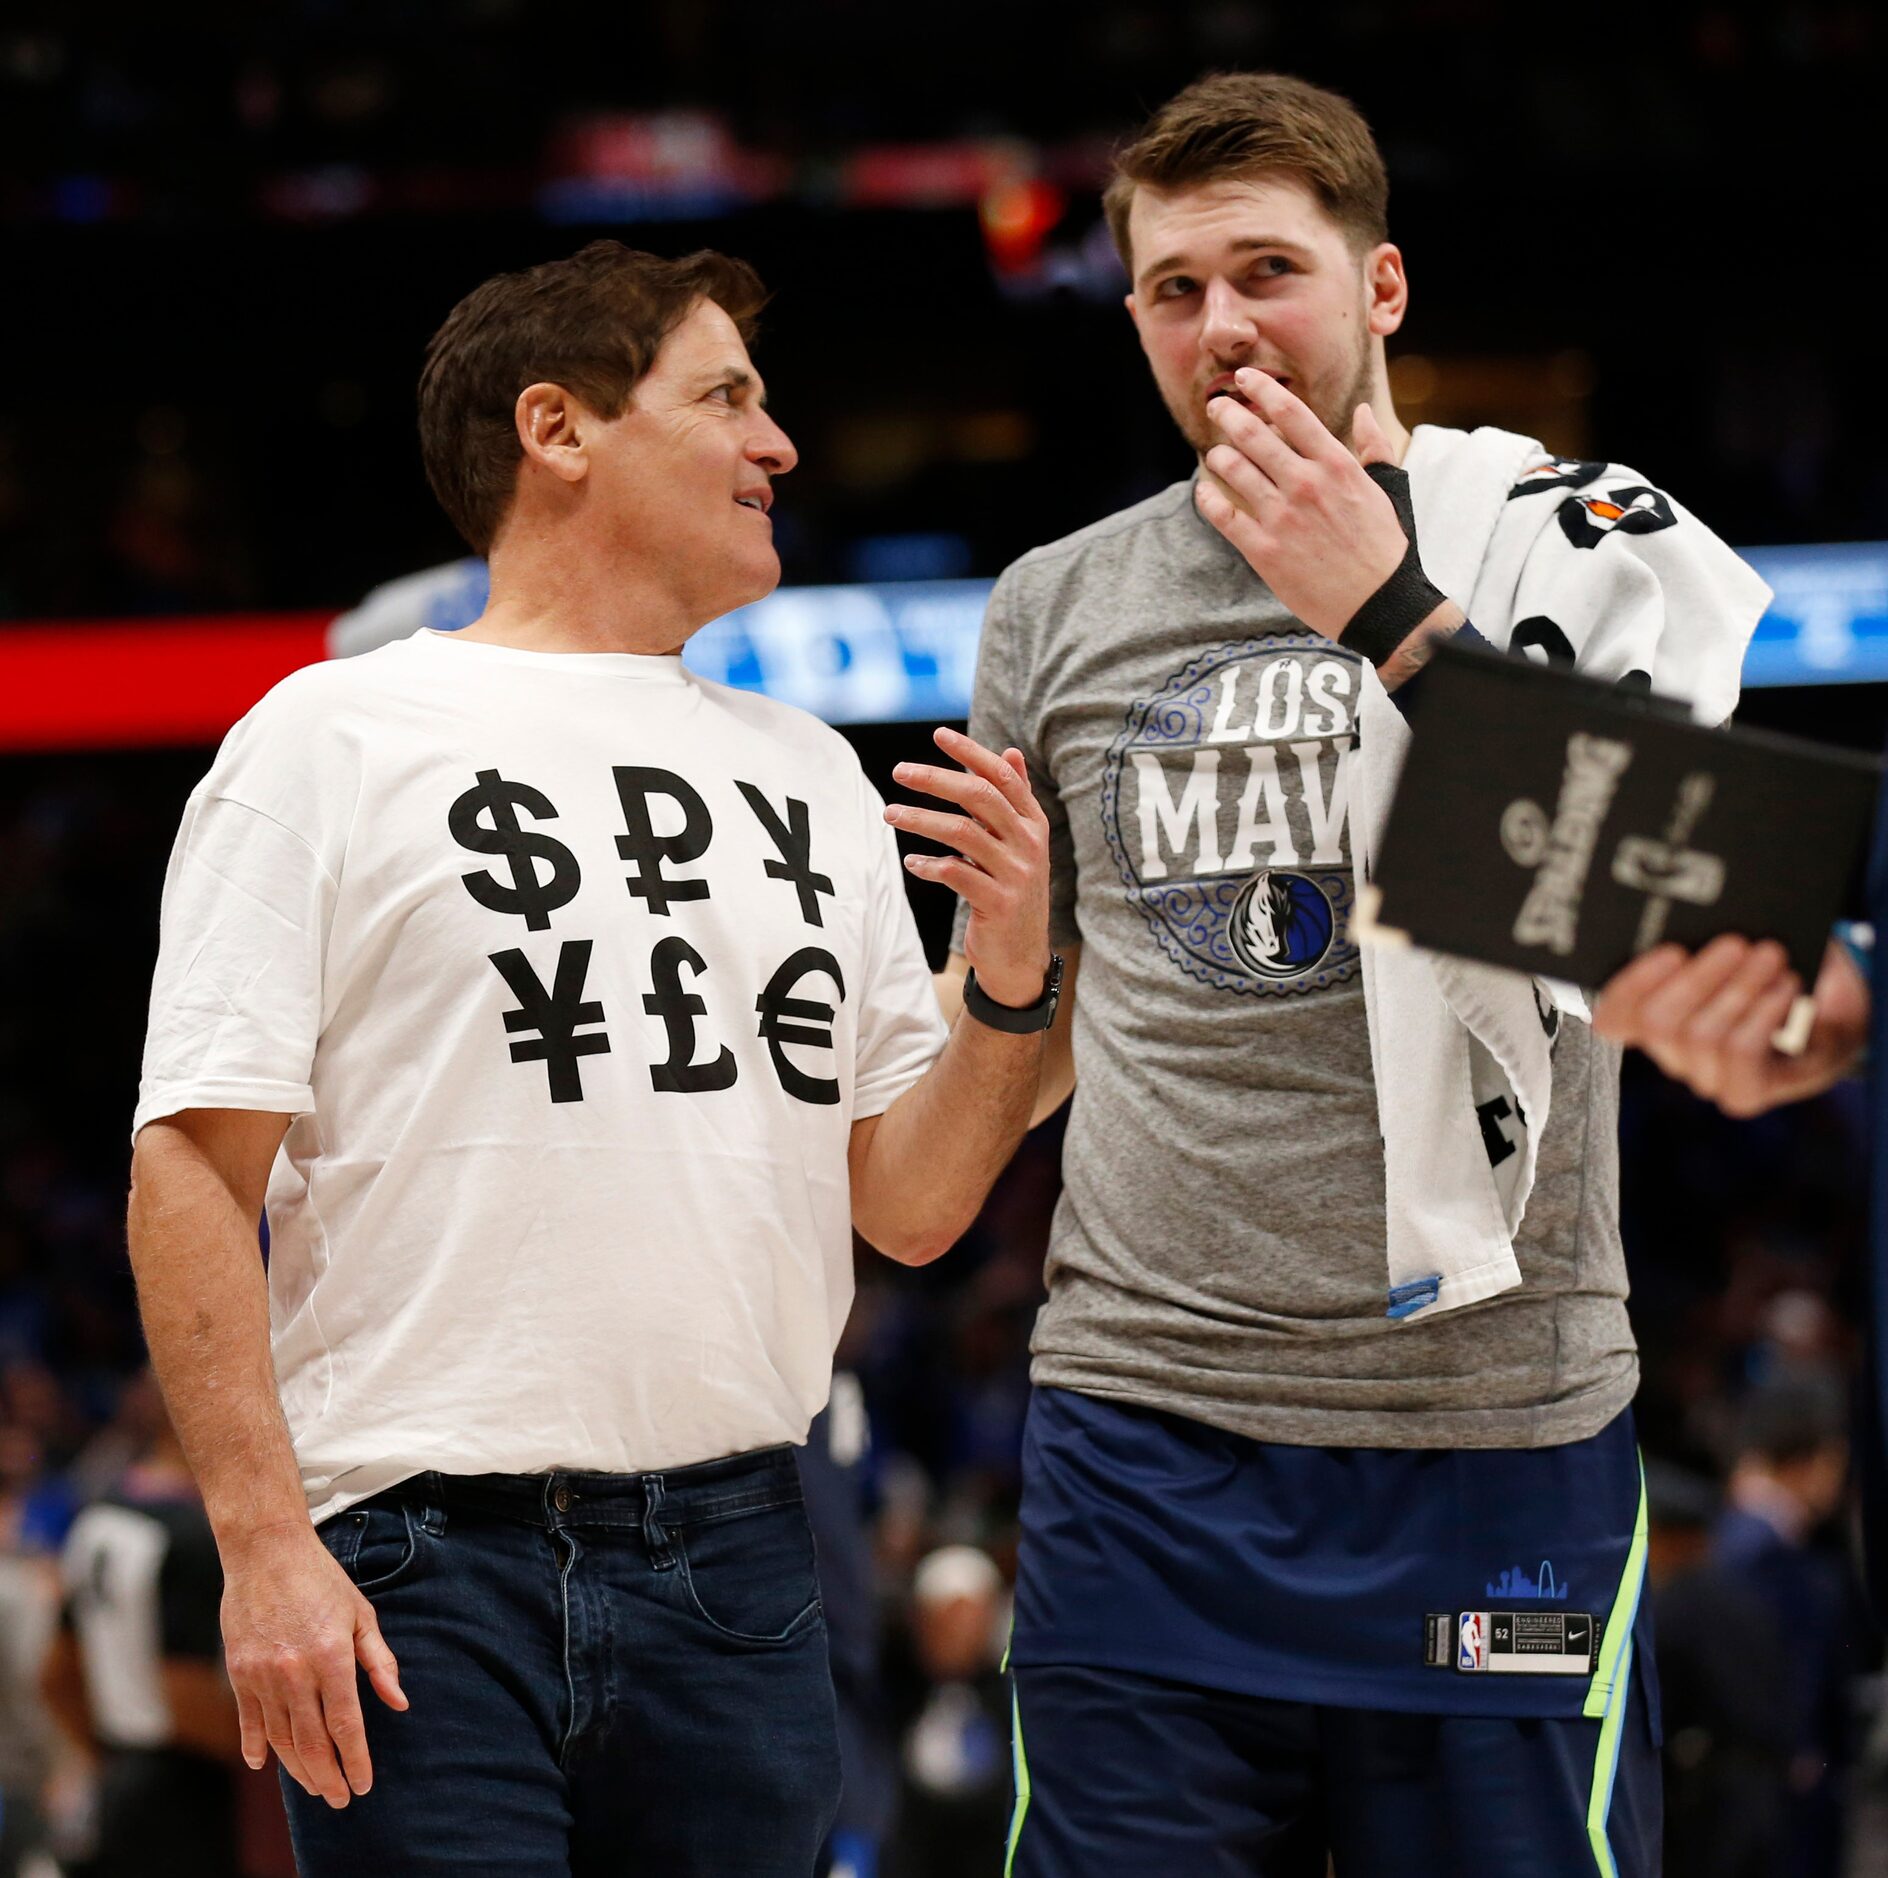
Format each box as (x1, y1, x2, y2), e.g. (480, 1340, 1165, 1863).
(962, 955, 1062, 1034)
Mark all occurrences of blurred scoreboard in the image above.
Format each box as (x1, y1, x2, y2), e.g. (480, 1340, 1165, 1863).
(330, 540, 1888, 727)
(4, 541, 1884, 755)
(1740, 542, 1888, 687)
(685, 580, 987, 723)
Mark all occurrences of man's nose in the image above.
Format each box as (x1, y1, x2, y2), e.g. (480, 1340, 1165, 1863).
(750, 414, 798, 476)
(1199, 277, 1258, 359)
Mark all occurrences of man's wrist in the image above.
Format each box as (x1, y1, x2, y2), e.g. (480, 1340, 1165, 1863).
(962, 953, 1062, 1033)
(212, 1511, 316, 1563)
(1376, 601, 1468, 692)
(967, 951, 1053, 1009)
(1339, 462, 1447, 667)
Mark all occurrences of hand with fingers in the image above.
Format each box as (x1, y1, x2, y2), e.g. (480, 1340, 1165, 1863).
(886, 726, 1053, 1010)
(1591, 935, 1869, 1118)
(1194, 368, 1417, 641)
(222, 1523, 408, 1808)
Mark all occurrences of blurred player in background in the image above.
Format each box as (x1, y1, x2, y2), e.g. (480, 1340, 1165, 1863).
(944, 71, 1766, 1875)
(40, 1374, 240, 1878)
(126, 241, 1055, 1874)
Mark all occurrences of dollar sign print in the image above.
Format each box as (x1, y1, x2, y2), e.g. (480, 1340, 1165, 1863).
(448, 769, 583, 931)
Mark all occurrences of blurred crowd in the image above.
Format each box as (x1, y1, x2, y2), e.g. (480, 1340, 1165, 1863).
(4, 3, 1887, 627)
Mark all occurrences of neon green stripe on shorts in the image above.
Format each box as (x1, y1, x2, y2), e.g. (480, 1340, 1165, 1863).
(1005, 1681, 1032, 1877)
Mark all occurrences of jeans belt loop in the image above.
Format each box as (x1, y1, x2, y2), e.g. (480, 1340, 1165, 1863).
(642, 1475, 675, 1571)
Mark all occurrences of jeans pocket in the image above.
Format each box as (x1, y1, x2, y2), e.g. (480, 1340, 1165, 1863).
(316, 1499, 421, 1595)
(675, 1499, 822, 1645)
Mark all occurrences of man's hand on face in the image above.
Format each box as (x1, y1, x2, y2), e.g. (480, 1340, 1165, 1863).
(1591, 935, 1869, 1118)
(1195, 367, 1410, 639)
(887, 727, 1053, 1009)
(221, 1522, 407, 1808)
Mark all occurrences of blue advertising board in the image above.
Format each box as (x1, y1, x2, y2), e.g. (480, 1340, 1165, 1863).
(332, 544, 1888, 725)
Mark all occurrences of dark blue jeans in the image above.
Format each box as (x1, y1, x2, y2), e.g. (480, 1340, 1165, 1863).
(282, 1448, 841, 1875)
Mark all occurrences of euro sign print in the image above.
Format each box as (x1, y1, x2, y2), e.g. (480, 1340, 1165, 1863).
(449, 769, 583, 932)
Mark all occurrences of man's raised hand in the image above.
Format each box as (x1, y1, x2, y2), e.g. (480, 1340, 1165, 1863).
(886, 727, 1052, 1009)
(1195, 369, 1411, 639)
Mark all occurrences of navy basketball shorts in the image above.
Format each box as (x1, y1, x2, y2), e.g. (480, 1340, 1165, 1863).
(1001, 1387, 1661, 1877)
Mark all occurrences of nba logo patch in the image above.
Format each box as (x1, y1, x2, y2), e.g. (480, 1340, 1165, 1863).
(1458, 1611, 1488, 1672)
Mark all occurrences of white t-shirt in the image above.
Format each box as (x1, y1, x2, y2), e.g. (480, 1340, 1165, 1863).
(135, 630, 948, 1523)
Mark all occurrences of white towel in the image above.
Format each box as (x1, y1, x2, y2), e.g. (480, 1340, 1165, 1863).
(1350, 425, 1771, 1320)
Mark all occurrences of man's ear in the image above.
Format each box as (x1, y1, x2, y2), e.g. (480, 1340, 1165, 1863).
(1124, 291, 1142, 337)
(515, 382, 590, 485)
(1366, 243, 1408, 339)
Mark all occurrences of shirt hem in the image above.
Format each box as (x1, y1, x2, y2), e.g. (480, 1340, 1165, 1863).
(132, 1080, 315, 1143)
(1026, 1360, 1640, 1451)
(852, 1051, 944, 1121)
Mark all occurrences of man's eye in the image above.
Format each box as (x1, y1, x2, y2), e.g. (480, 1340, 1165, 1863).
(1253, 257, 1292, 280)
(707, 384, 735, 403)
(1155, 276, 1197, 301)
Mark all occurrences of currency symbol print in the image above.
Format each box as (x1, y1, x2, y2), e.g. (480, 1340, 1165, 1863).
(755, 946, 847, 1106)
(449, 769, 582, 932)
(613, 767, 714, 916)
(487, 942, 611, 1103)
(736, 782, 834, 927)
(644, 936, 738, 1093)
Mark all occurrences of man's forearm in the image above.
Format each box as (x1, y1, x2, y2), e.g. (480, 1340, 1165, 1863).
(127, 1127, 309, 1551)
(853, 1012, 1045, 1264)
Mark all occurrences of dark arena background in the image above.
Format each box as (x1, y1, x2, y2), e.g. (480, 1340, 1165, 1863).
(2, 5, 1886, 1873)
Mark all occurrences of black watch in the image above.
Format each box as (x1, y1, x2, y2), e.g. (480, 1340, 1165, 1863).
(962, 954, 1063, 1034)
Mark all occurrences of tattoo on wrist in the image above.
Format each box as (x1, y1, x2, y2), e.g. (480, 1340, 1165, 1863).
(1378, 612, 1461, 692)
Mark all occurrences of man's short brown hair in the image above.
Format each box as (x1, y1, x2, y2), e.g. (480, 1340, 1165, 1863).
(418, 240, 767, 553)
(1103, 73, 1388, 277)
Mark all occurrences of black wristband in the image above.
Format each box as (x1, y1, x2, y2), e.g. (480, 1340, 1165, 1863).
(962, 955, 1063, 1035)
(1343, 462, 1446, 668)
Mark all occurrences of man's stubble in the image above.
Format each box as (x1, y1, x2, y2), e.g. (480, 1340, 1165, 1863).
(1168, 311, 1377, 463)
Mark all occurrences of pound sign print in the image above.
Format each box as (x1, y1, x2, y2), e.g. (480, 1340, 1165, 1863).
(449, 769, 583, 931)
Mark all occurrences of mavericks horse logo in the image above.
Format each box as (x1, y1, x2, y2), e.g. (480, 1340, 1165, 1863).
(1228, 869, 1335, 979)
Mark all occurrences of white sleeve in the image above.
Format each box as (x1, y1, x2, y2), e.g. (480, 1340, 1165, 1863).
(850, 775, 949, 1119)
(132, 792, 337, 1140)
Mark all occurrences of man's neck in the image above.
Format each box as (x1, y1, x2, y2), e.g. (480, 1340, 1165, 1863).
(460, 526, 697, 657)
(1367, 390, 1412, 465)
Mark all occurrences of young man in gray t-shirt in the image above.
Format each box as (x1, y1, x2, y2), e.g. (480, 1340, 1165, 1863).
(943, 73, 1764, 1878)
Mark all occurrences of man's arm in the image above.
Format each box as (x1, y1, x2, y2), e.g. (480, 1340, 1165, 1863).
(1592, 936, 1868, 1117)
(936, 944, 1080, 1129)
(127, 1110, 406, 1807)
(38, 1624, 96, 1764)
(848, 728, 1053, 1263)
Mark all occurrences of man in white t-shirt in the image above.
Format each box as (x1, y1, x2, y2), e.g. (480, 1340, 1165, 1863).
(127, 240, 1060, 1875)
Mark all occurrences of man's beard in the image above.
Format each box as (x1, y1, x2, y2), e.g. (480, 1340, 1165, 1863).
(1174, 337, 1376, 459)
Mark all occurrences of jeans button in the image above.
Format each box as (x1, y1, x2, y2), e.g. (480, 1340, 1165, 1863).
(553, 1486, 571, 1513)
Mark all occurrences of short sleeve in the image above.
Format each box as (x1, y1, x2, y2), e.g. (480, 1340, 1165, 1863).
(155, 1510, 224, 1660)
(132, 790, 337, 1140)
(851, 775, 950, 1119)
(950, 570, 1079, 957)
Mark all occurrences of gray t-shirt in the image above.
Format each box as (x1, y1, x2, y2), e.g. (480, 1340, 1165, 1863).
(955, 477, 1637, 1450)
